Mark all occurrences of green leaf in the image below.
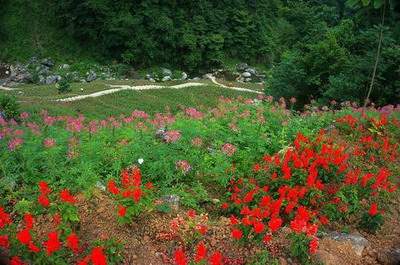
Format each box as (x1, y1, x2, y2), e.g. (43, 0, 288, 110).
(346, 0, 361, 7)
(373, 0, 384, 8)
(362, 0, 371, 6)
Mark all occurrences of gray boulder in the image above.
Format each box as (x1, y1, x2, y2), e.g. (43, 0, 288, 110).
(245, 67, 257, 75)
(161, 68, 172, 77)
(59, 64, 70, 70)
(41, 58, 55, 68)
(181, 72, 188, 80)
(161, 75, 171, 82)
(242, 71, 252, 78)
(328, 232, 369, 256)
(44, 75, 62, 85)
(86, 70, 97, 82)
(236, 63, 249, 72)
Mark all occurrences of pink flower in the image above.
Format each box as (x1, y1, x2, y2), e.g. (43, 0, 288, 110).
(132, 110, 149, 119)
(165, 130, 181, 143)
(8, 138, 23, 151)
(43, 138, 56, 148)
(176, 160, 192, 174)
(20, 112, 30, 120)
(221, 143, 237, 157)
(185, 108, 204, 119)
(191, 137, 203, 147)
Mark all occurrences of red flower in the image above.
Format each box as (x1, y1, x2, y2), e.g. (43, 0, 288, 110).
(28, 242, 40, 253)
(38, 181, 51, 195)
(118, 205, 127, 217)
(209, 251, 223, 265)
(195, 242, 207, 262)
(38, 194, 50, 207)
(369, 203, 379, 216)
(145, 182, 154, 190)
(66, 232, 80, 253)
(187, 209, 196, 218)
(0, 207, 11, 229)
(174, 248, 188, 265)
(253, 221, 265, 234)
(231, 228, 243, 240)
(268, 217, 282, 233)
(263, 234, 272, 244)
(60, 189, 76, 204)
(196, 224, 208, 235)
(10, 256, 25, 265)
(91, 247, 107, 265)
(309, 238, 319, 254)
(23, 213, 34, 230)
(53, 213, 62, 226)
(133, 188, 142, 203)
(44, 232, 61, 256)
(107, 180, 120, 195)
(16, 229, 31, 245)
(0, 235, 9, 248)
(221, 203, 229, 210)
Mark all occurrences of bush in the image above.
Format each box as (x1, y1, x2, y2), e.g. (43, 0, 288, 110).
(0, 94, 20, 120)
(57, 77, 71, 93)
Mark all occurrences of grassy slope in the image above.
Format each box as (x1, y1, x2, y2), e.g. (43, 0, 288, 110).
(1, 80, 262, 119)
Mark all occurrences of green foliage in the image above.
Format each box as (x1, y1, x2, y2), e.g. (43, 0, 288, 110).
(57, 78, 72, 94)
(289, 233, 312, 264)
(0, 93, 20, 120)
(359, 212, 384, 232)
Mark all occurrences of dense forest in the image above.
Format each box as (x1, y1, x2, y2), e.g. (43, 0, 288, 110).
(0, 0, 399, 105)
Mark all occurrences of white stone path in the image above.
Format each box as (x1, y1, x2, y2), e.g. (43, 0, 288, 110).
(1, 76, 263, 102)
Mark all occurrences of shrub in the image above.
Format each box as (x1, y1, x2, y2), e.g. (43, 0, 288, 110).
(57, 77, 71, 93)
(0, 94, 20, 120)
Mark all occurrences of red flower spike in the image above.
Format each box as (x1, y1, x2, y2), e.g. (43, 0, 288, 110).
(23, 213, 34, 229)
(38, 194, 50, 207)
(195, 242, 207, 262)
(174, 248, 188, 265)
(60, 189, 76, 204)
(66, 232, 80, 254)
(0, 235, 9, 249)
(91, 247, 107, 265)
(16, 229, 31, 245)
(107, 180, 120, 195)
(44, 232, 61, 256)
(268, 217, 282, 233)
(118, 205, 127, 217)
(209, 251, 223, 265)
(369, 203, 379, 216)
(0, 207, 12, 229)
(10, 256, 25, 265)
(253, 221, 265, 234)
(38, 181, 51, 195)
(231, 228, 243, 240)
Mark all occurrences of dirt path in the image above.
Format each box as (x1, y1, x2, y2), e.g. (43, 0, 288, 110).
(57, 76, 263, 102)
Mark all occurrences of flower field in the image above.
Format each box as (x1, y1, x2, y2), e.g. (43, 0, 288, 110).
(0, 96, 399, 265)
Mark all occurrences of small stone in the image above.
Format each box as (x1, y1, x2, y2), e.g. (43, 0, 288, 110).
(162, 75, 171, 82)
(242, 71, 251, 78)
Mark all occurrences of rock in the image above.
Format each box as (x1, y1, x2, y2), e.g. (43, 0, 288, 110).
(145, 74, 152, 80)
(86, 71, 97, 82)
(192, 77, 200, 81)
(181, 72, 188, 80)
(242, 71, 252, 78)
(59, 64, 70, 70)
(161, 68, 172, 77)
(41, 58, 55, 68)
(236, 63, 249, 72)
(245, 67, 257, 75)
(149, 78, 156, 83)
(0, 64, 11, 79)
(377, 249, 400, 265)
(161, 194, 180, 210)
(244, 78, 252, 82)
(161, 75, 171, 82)
(315, 249, 346, 265)
(327, 231, 369, 256)
(44, 75, 61, 85)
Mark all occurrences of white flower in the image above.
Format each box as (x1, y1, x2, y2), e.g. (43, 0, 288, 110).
(138, 158, 144, 164)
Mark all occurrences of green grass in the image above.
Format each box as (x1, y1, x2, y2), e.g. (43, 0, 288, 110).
(1, 80, 259, 119)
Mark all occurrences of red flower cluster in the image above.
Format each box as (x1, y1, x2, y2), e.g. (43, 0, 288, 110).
(173, 243, 224, 265)
(38, 181, 51, 207)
